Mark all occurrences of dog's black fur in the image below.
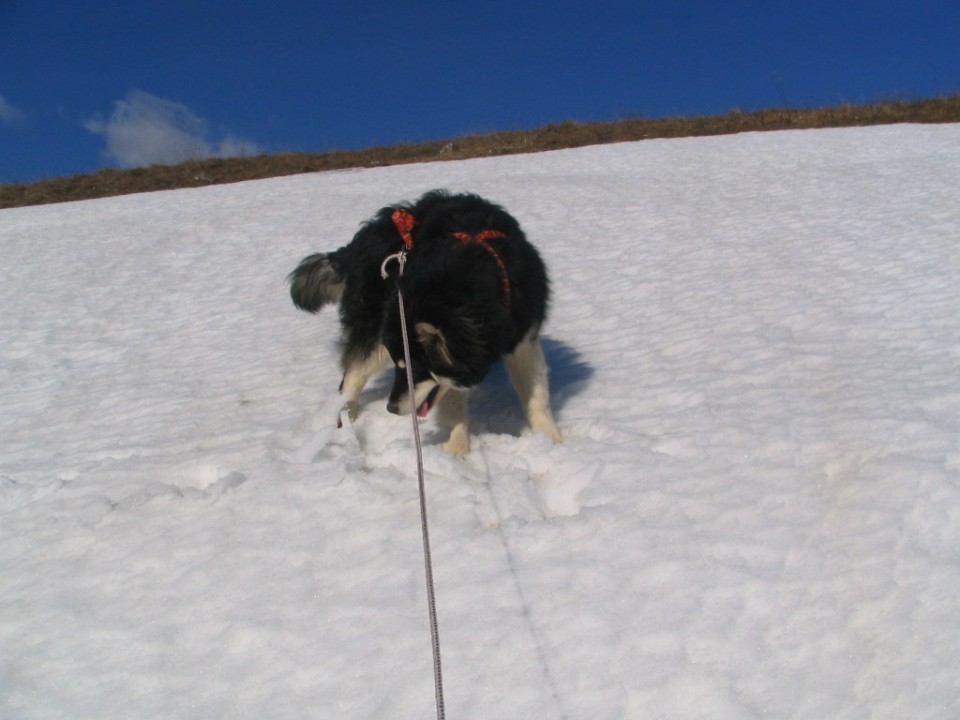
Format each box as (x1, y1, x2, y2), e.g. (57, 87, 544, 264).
(289, 190, 561, 453)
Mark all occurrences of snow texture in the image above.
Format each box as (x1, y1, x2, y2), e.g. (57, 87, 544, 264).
(2, 124, 960, 719)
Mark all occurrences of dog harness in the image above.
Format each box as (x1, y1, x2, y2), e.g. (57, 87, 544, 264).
(391, 208, 511, 309)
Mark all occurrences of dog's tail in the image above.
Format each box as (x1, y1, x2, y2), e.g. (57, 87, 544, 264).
(288, 253, 345, 313)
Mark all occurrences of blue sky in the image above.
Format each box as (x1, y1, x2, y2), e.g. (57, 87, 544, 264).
(2, 0, 958, 183)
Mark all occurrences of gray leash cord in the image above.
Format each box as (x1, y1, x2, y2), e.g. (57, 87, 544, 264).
(385, 250, 446, 720)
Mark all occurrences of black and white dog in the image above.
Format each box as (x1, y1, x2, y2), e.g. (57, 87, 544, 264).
(289, 190, 562, 454)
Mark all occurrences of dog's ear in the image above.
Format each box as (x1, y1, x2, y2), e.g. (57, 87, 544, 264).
(415, 322, 455, 368)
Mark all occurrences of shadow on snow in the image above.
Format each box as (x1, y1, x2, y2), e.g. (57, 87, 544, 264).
(468, 334, 593, 438)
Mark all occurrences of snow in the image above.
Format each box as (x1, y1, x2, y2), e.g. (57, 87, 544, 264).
(2, 123, 960, 719)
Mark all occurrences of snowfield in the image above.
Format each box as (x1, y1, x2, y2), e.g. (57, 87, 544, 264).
(2, 124, 959, 719)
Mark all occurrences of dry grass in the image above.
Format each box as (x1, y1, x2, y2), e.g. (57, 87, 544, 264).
(3, 95, 959, 209)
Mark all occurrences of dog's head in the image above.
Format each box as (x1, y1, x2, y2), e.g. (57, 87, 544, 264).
(383, 316, 500, 417)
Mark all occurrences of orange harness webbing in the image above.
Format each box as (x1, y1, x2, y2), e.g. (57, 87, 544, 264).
(391, 208, 511, 308)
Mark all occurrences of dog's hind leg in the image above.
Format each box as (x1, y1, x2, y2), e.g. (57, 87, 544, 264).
(339, 344, 390, 424)
(505, 332, 563, 443)
(435, 388, 471, 455)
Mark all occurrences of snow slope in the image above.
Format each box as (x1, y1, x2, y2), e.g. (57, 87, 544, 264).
(2, 124, 959, 719)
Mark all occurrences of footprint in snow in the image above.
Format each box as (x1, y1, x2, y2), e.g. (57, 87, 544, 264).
(469, 442, 589, 525)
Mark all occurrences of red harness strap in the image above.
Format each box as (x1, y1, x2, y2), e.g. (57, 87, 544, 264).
(390, 208, 511, 308)
(450, 230, 510, 308)
(391, 208, 417, 249)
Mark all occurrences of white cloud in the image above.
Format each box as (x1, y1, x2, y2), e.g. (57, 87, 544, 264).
(85, 90, 259, 168)
(217, 135, 261, 158)
(0, 95, 28, 126)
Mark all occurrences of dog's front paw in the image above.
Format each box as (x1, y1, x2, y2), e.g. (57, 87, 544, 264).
(544, 424, 563, 443)
(441, 428, 471, 456)
(336, 400, 359, 429)
(531, 413, 563, 443)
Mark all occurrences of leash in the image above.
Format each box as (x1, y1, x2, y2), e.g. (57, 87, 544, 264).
(381, 207, 510, 718)
(380, 249, 446, 720)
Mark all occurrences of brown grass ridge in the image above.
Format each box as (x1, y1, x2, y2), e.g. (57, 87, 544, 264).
(3, 95, 959, 209)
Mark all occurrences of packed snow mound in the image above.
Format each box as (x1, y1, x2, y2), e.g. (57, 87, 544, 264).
(2, 124, 959, 719)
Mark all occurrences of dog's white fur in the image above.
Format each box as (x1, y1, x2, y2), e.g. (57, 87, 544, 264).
(339, 329, 561, 454)
(340, 344, 390, 423)
(504, 332, 563, 446)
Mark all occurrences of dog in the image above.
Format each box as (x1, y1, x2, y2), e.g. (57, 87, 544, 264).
(288, 190, 562, 454)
